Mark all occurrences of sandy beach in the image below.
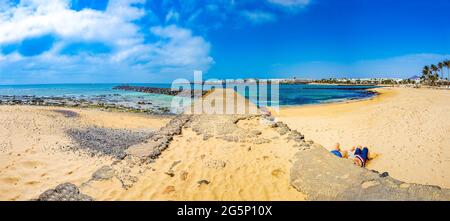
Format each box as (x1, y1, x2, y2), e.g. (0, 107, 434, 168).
(81, 116, 306, 201)
(0, 90, 306, 201)
(277, 87, 450, 188)
(0, 106, 170, 200)
(1, 87, 449, 201)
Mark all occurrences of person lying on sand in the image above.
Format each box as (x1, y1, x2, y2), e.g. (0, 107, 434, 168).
(330, 143, 346, 158)
(330, 143, 370, 168)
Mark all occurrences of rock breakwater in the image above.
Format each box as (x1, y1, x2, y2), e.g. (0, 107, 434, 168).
(113, 85, 210, 98)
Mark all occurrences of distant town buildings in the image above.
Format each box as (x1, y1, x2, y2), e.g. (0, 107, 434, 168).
(202, 76, 433, 85)
(315, 77, 405, 85)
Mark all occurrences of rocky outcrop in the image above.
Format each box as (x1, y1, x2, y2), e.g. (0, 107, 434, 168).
(53, 109, 80, 118)
(187, 114, 262, 142)
(66, 128, 155, 159)
(259, 109, 450, 200)
(126, 114, 192, 158)
(37, 183, 93, 201)
(0, 95, 172, 114)
(289, 142, 450, 200)
(113, 85, 210, 98)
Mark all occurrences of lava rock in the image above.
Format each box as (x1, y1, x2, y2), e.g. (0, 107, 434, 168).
(37, 183, 93, 201)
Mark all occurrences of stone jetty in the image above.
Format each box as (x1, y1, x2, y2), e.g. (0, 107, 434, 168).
(113, 85, 211, 98)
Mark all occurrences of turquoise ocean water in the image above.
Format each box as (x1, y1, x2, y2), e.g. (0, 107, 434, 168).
(0, 83, 378, 109)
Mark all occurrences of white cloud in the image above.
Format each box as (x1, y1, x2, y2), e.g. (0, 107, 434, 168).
(112, 25, 213, 72)
(242, 10, 277, 24)
(268, 0, 311, 7)
(0, 0, 143, 46)
(0, 0, 214, 84)
(165, 10, 180, 23)
(0, 0, 313, 84)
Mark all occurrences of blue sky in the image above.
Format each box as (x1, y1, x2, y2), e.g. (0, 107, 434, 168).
(0, 0, 449, 84)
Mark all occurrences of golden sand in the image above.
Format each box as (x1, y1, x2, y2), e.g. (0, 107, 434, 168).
(82, 122, 305, 201)
(82, 89, 305, 200)
(0, 106, 169, 200)
(0, 90, 305, 201)
(276, 87, 450, 188)
(2, 87, 449, 200)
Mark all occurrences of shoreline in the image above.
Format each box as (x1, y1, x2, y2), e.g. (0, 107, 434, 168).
(276, 89, 382, 110)
(276, 87, 450, 188)
(0, 84, 380, 114)
(1, 87, 450, 200)
(269, 87, 386, 115)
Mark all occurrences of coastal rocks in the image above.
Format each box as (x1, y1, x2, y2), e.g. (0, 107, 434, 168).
(203, 134, 213, 141)
(286, 130, 305, 142)
(53, 109, 80, 118)
(92, 166, 116, 181)
(66, 127, 154, 159)
(37, 183, 93, 201)
(251, 130, 262, 136)
(268, 121, 292, 135)
(86, 156, 153, 190)
(380, 172, 390, 178)
(0, 95, 173, 115)
(289, 142, 450, 200)
(188, 114, 260, 144)
(126, 115, 192, 159)
(263, 118, 305, 143)
(113, 85, 210, 98)
(118, 174, 140, 189)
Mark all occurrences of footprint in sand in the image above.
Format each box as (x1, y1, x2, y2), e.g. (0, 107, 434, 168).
(1, 177, 20, 185)
(271, 169, 284, 178)
(180, 171, 188, 181)
(163, 186, 176, 194)
(21, 160, 44, 169)
(25, 180, 40, 186)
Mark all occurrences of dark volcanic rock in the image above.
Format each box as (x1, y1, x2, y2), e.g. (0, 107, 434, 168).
(0, 95, 173, 115)
(53, 109, 80, 118)
(92, 166, 116, 181)
(287, 130, 305, 142)
(67, 127, 154, 158)
(380, 172, 390, 178)
(37, 183, 93, 201)
(113, 85, 180, 96)
(113, 85, 210, 98)
(126, 114, 192, 159)
(273, 122, 291, 135)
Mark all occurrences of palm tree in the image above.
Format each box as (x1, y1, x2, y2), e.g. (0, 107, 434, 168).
(421, 65, 430, 84)
(438, 62, 444, 80)
(430, 64, 439, 85)
(444, 60, 450, 81)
